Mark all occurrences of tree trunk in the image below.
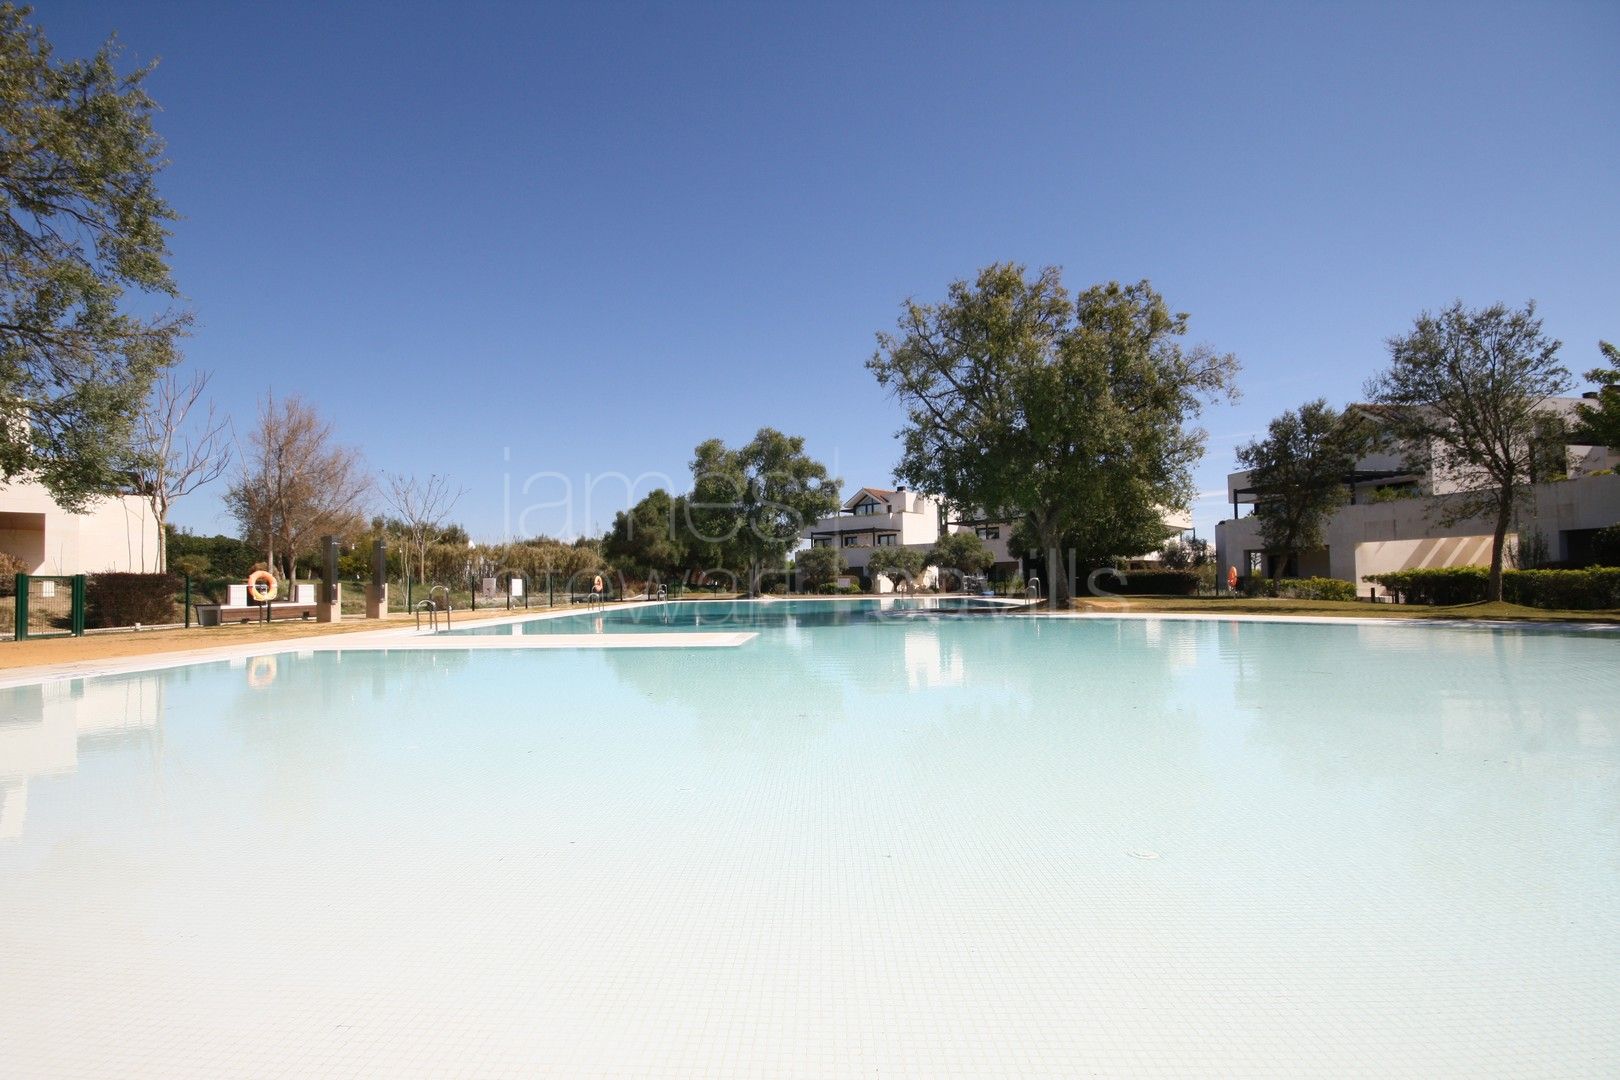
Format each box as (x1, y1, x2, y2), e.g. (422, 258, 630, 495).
(1032, 514, 1071, 610)
(1488, 496, 1513, 604)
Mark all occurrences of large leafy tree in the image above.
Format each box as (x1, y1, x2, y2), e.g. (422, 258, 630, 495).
(1366, 300, 1571, 602)
(1235, 400, 1372, 579)
(686, 428, 841, 595)
(0, 4, 188, 507)
(602, 487, 689, 580)
(1573, 340, 1620, 450)
(869, 264, 1238, 608)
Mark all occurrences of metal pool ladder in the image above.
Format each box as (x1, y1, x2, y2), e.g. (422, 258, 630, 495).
(416, 586, 453, 632)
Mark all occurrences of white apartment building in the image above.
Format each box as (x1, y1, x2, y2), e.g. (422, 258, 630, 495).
(0, 478, 161, 575)
(803, 487, 942, 586)
(802, 486, 1195, 587)
(1216, 397, 1620, 585)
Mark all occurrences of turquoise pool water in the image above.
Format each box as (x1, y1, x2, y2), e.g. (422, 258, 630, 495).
(451, 595, 1015, 634)
(2, 606, 1617, 1076)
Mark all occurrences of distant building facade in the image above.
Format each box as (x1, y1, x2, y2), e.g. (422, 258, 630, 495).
(801, 485, 1195, 587)
(1216, 398, 1620, 587)
(0, 478, 160, 575)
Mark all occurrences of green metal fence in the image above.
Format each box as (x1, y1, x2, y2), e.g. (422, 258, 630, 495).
(12, 574, 86, 640)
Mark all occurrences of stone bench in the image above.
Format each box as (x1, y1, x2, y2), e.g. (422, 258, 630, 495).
(195, 583, 320, 626)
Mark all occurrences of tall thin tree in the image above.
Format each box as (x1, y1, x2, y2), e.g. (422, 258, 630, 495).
(1235, 400, 1371, 579)
(224, 394, 370, 584)
(1366, 301, 1571, 602)
(130, 371, 231, 571)
(380, 472, 464, 585)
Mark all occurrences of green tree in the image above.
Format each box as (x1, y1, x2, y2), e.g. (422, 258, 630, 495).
(927, 530, 994, 590)
(1367, 300, 1571, 602)
(603, 488, 688, 580)
(0, 4, 188, 507)
(686, 428, 841, 595)
(866, 545, 926, 590)
(794, 545, 844, 591)
(1573, 341, 1620, 450)
(869, 264, 1237, 608)
(1235, 400, 1372, 579)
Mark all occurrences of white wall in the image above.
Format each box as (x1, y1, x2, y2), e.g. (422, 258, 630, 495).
(1216, 473, 1620, 585)
(0, 479, 160, 573)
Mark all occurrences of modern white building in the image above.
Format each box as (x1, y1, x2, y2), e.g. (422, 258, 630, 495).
(802, 487, 942, 588)
(1215, 398, 1620, 587)
(0, 478, 160, 575)
(802, 486, 1196, 587)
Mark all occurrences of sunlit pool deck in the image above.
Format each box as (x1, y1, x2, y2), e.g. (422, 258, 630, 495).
(2, 597, 1617, 1077)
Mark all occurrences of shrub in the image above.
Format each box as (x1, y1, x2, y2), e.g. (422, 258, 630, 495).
(86, 572, 180, 628)
(1283, 576, 1357, 601)
(1241, 576, 1358, 601)
(0, 550, 26, 596)
(167, 530, 258, 580)
(1089, 568, 1199, 596)
(796, 546, 844, 592)
(1364, 566, 1489, 605)
(1503, 567, 1620, 610)
(1365, 565, 1620, 610)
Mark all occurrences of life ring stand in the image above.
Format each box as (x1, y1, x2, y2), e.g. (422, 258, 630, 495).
(247, 570, 278, 602)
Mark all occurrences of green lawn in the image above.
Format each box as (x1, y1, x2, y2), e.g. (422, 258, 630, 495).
(1067, 595, 1620, 623)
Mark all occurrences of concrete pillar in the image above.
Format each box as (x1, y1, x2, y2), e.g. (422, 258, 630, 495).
(365, 583, 388, 619)
(316, 535, 341, 623)
(316, 585, 342, 623)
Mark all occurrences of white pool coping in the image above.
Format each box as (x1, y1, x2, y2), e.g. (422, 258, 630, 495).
(0, 603, 756, 690)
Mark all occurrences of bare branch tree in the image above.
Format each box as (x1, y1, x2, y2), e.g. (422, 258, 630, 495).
(223, 393, 371, 584)
(380, 472, 465, 584)
(130, 371, 232, 571)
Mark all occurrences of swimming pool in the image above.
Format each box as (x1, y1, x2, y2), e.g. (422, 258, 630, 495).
(2, 603, 1617, 1076)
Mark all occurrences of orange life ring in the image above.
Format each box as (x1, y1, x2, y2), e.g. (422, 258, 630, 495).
(1226, 566, 1239, 591)
(247, 570, 278, 602)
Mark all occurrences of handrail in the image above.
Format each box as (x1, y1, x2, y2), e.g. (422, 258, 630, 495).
(428, 586, 452, 630)
(414, 599, 441, 632)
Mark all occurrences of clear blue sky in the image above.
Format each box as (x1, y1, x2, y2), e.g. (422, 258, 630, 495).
(43, 0, 1620, 542)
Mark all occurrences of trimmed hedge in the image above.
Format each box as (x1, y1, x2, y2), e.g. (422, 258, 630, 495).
(1504, 568, 1620, 610)
(1365, 566, 1620, 611)
(86, 572, 180, 628)
(1364, 567, 1487, 605)
(1088, 569, 1200, 596)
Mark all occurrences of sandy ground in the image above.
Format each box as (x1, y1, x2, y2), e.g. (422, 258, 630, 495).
(0, 605, 562, 670)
